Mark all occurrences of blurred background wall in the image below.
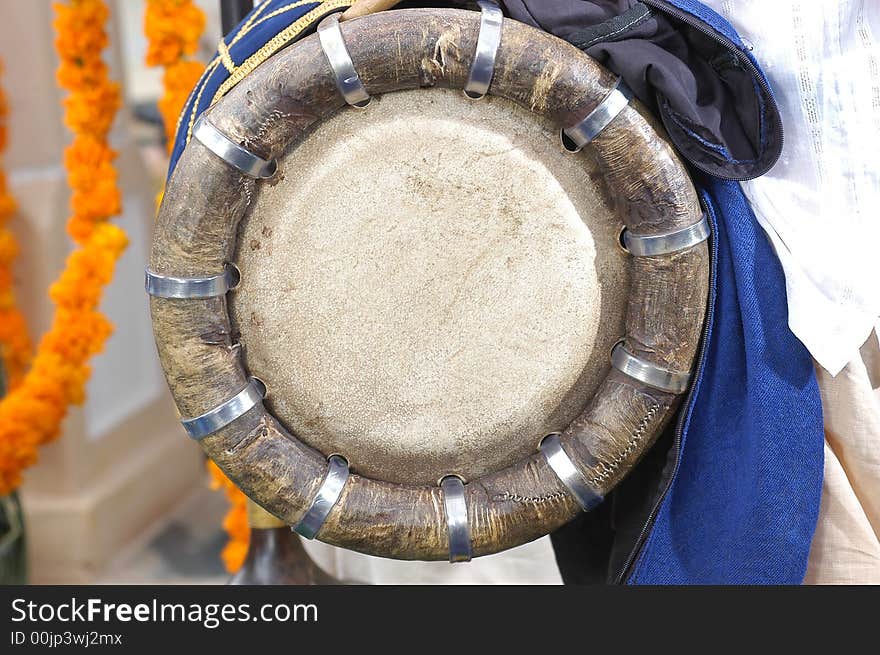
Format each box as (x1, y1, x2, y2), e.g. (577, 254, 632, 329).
(0, 0, 227, 583)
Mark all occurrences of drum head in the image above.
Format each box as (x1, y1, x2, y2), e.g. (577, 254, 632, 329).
(149, 7, 708, 560)
(230, 88, 629, 485)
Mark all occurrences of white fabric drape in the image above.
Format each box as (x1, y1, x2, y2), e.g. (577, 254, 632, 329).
(704, 0, 880, 583)
(702, 0, 880, 376)
(303, 536, 563, 584)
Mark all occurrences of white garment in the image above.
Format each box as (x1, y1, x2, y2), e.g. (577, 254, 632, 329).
(702, 0, 880, 375)
(703, 1, 880, 584)
(806, 331, 880, 584)
(302, 536, 563, 585)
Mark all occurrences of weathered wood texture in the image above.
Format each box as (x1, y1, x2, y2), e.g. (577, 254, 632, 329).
(149, 8, 708, 560)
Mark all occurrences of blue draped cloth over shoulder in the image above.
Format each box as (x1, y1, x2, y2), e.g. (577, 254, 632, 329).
(167, 0, 825, 584)
(167, 0, 351, 178)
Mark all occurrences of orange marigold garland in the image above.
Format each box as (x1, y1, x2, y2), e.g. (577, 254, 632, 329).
(0, 0, 127, 495)
(0, 61, 33, 389)
(207, 461, 250, 573)
(144, 0, 207, 151)
(144, 0, 252, 571)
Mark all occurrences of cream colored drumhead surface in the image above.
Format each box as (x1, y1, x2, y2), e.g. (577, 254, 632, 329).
(231, 88, 629, 485)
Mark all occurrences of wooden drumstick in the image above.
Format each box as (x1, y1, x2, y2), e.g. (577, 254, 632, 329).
(341, 0, 401, 21)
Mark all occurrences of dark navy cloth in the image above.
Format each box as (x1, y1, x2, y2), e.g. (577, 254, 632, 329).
(166, 0, 825, 584)
(501, 0, 783, 180)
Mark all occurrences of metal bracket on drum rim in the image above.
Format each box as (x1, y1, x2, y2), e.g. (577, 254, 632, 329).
(181, 377, 266, 440)
(144, 264, 239, 299)
(540, 433, 603, 511)
(193, 116, 277, 179)
(562, 77, 633, 152)
(441, 476, 472, 562)
(622, 214, 710, 257)
(317, 13, 371, 108)
(463, 1, 503, 99)
(611, 342, 691, 394)
(293, 455, 350, 539)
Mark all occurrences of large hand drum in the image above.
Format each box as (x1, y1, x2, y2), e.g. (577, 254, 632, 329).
(147, 6, 709, 561)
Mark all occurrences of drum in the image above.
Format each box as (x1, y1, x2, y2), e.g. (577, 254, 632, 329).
(147, 6, 709, 562)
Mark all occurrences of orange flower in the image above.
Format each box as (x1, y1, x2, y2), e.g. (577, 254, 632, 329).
(145, 0, 206, 68)
(0, 61, 33, 388)
(53, 0, 110, 63)
(208, 461, 250, 573)
(61, 81, 121, 137)
(145, 1, 249, 573)
(0, 1, 127, 495)
(157, 60, 205, 147)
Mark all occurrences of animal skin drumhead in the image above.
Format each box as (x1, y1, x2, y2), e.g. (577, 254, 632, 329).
(230, 88, 630, 485)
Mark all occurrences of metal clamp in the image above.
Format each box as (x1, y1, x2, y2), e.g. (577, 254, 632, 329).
(611, 341, 691, 394)
(562, 77, 633, 152)
(540, 433, 603, 511)
(181, 377, 266, 440)
(464, 1, 503, 99)
(293, 455, 350, 539)
(622, 214, 710, 257)
(144, 264, 239, 299)
(441, 476, 472, 562)
(317, 13, 371, 108)
(193, 116, 277, 179)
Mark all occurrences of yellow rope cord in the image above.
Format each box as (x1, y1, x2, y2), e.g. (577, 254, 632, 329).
(217, 39, 236, 73)
(251, 0, 324, 29)
(179, 1, 358, 148)
(210, 0, 354, 106)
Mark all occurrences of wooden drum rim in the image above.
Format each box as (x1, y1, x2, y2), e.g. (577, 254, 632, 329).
(148, 8, 709, 560)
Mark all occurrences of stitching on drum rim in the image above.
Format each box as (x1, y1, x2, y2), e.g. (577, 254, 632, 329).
(587, 402, 663, 487)
(492, 490, 568, 505)
(153, 7, 708, 560)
